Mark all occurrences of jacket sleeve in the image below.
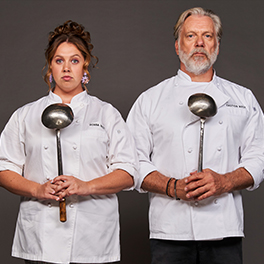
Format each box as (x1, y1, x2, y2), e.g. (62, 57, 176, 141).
(0, 109, 26, 175)
(236, 90, 264, 190)
(104, 104, 139, 190)
(126, 93, 157, 192)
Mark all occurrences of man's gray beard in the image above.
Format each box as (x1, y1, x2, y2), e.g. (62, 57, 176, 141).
(178, 44, 218, 76)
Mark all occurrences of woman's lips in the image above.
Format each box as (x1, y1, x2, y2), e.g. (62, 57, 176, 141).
(62, 76, 72, 81)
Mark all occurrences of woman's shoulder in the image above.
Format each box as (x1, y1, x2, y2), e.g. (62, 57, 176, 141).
(88, 94, 119, 112)
(88, 94, 124, 122)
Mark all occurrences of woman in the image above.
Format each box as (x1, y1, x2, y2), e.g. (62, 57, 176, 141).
(0, 21, 138, 264)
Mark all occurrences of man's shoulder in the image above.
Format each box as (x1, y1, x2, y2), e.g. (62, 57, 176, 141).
(216, 75, 249, 91)
(215, 75, 256, 104)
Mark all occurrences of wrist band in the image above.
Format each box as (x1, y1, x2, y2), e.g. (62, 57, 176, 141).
(166, 177, 174, 197)
(174, 179, 180, 200)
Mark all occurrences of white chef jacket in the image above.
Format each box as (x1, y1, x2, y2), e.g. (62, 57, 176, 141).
(127, 70, 264, 241)
(0, 91, 138, 263)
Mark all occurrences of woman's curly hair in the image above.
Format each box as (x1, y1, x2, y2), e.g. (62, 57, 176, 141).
(43, 20, 98, 91)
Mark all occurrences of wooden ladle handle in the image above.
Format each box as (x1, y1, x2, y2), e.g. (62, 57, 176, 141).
(59, 198, 66, 222)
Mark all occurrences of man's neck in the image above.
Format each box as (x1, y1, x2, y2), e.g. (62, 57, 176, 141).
(180, 65, 214, 82)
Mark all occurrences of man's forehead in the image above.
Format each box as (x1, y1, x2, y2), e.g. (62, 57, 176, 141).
(182, 15, 215, 33)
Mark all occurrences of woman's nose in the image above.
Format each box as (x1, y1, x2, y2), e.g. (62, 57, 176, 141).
(63, 61, 70, 72)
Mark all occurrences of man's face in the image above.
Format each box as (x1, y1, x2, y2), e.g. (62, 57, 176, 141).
(175, 15, 219, 76)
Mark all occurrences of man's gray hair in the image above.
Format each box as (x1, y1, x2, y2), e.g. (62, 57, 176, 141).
(173, 7, 222, 42)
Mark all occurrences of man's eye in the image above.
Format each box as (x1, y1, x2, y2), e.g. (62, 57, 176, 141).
(187, 34, 194, 38)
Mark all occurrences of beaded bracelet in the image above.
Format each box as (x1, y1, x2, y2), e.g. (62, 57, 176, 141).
(174, 179, 180, 200)
(166, 177, 174, 197)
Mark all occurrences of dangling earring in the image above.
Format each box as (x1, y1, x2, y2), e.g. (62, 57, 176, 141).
(82, 72, 89, 84)
(49, 73, 53, 83)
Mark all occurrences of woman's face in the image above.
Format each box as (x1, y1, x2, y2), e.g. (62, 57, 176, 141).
(51, 42, 85, 101)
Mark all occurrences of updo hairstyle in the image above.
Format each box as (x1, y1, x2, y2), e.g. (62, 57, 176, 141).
(44, 20, 98, 90)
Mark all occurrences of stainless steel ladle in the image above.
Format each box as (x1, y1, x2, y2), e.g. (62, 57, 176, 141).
(41, 103, 74, 222)
(188, 93, 217, 172)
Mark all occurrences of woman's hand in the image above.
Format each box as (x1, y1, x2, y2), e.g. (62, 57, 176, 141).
(52, 170, 133, 200)
(52, 175, 89, 200)
(34, 180, 60, 200)
(0, 170, 65, 200)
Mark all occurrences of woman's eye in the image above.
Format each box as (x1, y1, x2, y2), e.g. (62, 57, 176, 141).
(56, 59, 63, 64)
(72, 59, 79, 64)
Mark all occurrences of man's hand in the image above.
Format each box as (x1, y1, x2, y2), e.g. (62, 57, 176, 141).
(184, 169, 230, 200)
(184, 167, 254, 201)
(171, 178, 190, 201)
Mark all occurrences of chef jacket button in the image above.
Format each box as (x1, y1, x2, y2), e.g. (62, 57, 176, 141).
(69, 203, 74, 208)
(219, 120, 223, 125)
(179, 101, 184, 105)
(217, 147, 222, 151)
(214, 199, 218, 204)
(44, 145, 48, 150)
(80, 103, 84, 108)
(48, 203, 52, 208)
(188, 148, 193, 153)
(194, 201, 199, 207)
(76, 119, 80, 124)
(117, 130, 121, 134)
(73, 144, 77, 150)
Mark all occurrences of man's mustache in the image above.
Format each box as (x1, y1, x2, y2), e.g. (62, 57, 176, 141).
(189, 48, 209, 59)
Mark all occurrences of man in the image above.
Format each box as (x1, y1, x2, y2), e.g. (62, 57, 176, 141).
(127, 7, 264, 264)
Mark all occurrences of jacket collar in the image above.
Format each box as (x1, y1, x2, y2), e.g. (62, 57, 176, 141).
(47, 90, 89, 108)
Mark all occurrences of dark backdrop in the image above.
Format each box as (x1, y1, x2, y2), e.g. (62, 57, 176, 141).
(0, 0, 264, 263)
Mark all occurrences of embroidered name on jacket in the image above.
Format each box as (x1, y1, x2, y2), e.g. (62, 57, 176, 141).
(89, 122, 105, 129)
(226, 103, 246, 109)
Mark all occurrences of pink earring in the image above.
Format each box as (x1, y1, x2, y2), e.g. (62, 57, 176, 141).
(49, 74, 53, 83)
(82, 73, 89, 84)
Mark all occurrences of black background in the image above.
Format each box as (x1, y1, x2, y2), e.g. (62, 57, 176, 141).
(0, 1, 264, 263)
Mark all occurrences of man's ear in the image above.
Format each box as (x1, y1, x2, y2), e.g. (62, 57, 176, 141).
(217, 41, 220, 55)
(175, 40, 179, 55)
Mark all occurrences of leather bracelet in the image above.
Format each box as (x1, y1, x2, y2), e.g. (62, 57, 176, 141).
(174, 179, 180, 200)
(166, 177, 174, 197)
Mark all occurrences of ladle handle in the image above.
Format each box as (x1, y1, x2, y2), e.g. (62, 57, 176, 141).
(56, 129, 67, 222)
(60, 199, 67, 222)
(198, 118, 205, 173)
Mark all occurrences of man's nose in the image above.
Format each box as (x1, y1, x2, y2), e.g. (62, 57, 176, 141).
(195, 36, 205, 47)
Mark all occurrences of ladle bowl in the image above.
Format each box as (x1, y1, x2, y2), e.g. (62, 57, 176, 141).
(42, 103, 74, 130)
(188, 93, 217, 118)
